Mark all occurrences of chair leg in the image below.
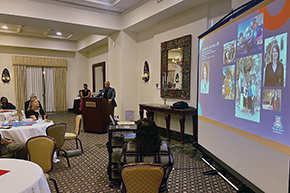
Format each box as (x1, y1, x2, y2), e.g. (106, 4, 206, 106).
(76, 138, 83, 153)
(59, 149, 71, 167)
(49, 178, 60, 193)
(75, 138, 78, 149)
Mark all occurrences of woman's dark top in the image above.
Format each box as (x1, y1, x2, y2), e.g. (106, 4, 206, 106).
(1, 102, 16, 110)
(264, 61, 284, 87)
(81, 89, 91, 97)
(27, 108, 45, 119)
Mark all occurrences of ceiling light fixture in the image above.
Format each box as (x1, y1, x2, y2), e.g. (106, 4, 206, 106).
(56, 32, 62, 36)
(2, 26, 8, 29)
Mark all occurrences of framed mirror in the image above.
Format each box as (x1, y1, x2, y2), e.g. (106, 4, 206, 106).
(160, 34, 191, 99)
(92, 62, 106, 94)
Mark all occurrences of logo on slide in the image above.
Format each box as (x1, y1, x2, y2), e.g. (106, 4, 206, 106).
(272, 115, 284, 135)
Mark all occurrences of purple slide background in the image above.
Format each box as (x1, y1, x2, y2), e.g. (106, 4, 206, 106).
(198, 0, 290, 146)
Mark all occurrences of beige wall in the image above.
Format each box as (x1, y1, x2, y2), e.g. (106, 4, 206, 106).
(0, 54, 15, 104)
(0, 0, 229, 135)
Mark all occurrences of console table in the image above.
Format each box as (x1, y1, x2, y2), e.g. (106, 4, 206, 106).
(139, 104, 197, 144)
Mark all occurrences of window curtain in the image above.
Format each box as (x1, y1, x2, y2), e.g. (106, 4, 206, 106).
(12, 56, 67, 112)
(53, 67, 66, 111)
(44, 67, 55, 112)
(14, 65, 27, 110)
(26, 67, 44, 105)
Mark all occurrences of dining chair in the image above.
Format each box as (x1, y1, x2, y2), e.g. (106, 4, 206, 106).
(0, 134, 15, 158)
(46, 123, 70, 167)
(64, 114, 83, 153)
(120, 163, 165, 193)
(26, 135, 59, 193)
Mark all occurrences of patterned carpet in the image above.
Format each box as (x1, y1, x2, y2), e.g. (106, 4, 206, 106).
(47, 112, 237, 193)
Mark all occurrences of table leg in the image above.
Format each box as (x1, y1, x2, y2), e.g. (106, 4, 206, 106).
(139, 108, 144, 119)
(146, 111, 154, 120)
(165, 114, 171, 141)
(179, 116, 185, 144)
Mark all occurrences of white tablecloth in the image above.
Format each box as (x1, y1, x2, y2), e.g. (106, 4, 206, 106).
(0, 121, 54, 143)
(0, 158, 51, 193)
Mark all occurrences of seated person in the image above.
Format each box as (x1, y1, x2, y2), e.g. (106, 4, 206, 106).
(1, 134, 27, 159)
(80, 83, 91, 98)
(119, 118, 174, 193)
(26, 98, 47, 120)
(25, 94, 44, 118)
(1, 96, 16, 110)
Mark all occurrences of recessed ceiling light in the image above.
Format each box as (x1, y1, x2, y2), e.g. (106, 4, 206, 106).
(56, 32, 62, 36)
(2, 26, 8, 29)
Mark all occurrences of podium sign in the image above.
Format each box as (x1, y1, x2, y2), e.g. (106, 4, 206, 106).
(83, 97, 112, 133)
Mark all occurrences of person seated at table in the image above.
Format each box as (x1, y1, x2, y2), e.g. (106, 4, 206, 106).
(1, 96, 16, 110)
(80, 83, 91, 98)
(25, 94, 44, 118)
(27, 99, 47, 120)
(119, 118, 174, 193)
(1, 135, 27, 159)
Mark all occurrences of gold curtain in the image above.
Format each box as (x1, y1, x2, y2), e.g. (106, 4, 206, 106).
(53, 67, 67, 111)
(14, 65, 27, 110)
(12, 55, 68, 112)
(12, 56, 67, 68)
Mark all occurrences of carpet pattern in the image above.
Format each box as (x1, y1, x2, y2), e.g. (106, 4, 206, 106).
(47, 112, 237, 193)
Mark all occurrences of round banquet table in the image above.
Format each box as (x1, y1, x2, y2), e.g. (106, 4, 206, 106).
(0, 121, 54, 143)
(0, 110, 15, 122)
(0, 158, 51, 193)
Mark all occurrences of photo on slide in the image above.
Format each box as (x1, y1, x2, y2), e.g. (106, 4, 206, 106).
(222, 65, 235, 100)
(200, 61, 210, 94)
(223, 40, 236, 64)
(237, 13, 263, 56)
(235, 53, 262, 122)
(263, 32, 287, 87)
(262, 89, 281, 111)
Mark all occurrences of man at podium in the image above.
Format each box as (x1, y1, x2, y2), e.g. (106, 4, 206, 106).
(97, 81, 117, 115)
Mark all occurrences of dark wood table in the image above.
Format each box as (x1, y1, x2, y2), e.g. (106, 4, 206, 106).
(139, 104, 197, 144)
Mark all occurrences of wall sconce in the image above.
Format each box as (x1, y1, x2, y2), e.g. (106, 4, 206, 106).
(141, 61, 150, 83)
(2, 68, 11, 83)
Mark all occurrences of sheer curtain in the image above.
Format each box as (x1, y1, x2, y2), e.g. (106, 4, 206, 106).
(44, 67, 55, 112)
(26, 67, 43, 104)
(26, 66, 56, 112)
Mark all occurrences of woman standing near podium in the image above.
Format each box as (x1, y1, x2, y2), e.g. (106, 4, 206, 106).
(79, 83, 91, 112)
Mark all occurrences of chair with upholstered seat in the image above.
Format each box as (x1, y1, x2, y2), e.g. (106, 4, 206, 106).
(26, 135, 59, 193)
(64, 114, 83, 153)
(120, 163, 165, 193)
(0, 134, 15, 158)
(46, 123, 70, 167)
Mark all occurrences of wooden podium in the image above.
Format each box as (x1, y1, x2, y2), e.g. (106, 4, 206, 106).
(83, 97, 112, 133)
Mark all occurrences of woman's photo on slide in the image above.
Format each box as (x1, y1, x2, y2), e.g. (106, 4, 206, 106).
(222, 65, 235, 100)
(200, 61, 210, 94)
(262, 89, 281, 111)
(263, 33, 287, 87)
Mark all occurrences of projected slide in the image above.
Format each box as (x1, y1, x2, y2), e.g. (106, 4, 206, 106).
(198, 0, 290, 146)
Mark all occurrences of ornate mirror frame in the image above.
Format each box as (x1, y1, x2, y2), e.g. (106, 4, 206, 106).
(160, 34, 191, 99)
(92, 62, 106, 93)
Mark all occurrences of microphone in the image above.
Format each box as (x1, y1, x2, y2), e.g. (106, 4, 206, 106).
(96, 89, 104, 98)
